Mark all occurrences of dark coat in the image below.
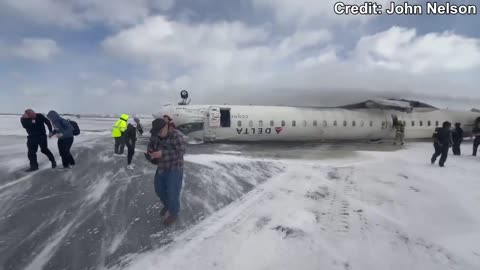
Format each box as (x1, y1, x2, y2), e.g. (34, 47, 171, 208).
(21, 113, 53, 138)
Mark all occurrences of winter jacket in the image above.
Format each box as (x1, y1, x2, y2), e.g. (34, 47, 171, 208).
(452, 127, 464, 144)
(112, 114, 129, 138)
(21, 113, 53, 138)
(433, 127, 452, 146)
(47, 110, 74, 139)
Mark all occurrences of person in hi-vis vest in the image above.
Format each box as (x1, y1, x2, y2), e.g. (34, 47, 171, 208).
(112, 114, 129, 155)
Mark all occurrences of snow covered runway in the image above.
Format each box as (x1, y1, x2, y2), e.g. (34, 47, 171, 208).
(120, 144, 480, 270)
(0, 115, 479, 270)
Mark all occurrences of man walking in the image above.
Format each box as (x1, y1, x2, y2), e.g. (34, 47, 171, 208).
(472, 122, 480, 156)
(124, 118, 144, 170)
(20, 109, 57, 172)
(47, 110, 76, 170)
(112, 114, 129, 156)
(451, 123, 464, 155)
(147, 118, 186, 226)
(431, 121, 453, 167)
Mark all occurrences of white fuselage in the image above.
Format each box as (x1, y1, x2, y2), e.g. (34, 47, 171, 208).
(154, 104, 479, 142)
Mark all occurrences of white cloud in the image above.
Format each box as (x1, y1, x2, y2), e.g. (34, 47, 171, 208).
(2, 38, 61, 61)
(295, 48, 338, 69)
(0, 0, 174, 28)
(102, 16, 271, 65)
(100, 17, 480, 110)
(3, 1, 480, 113)
(102, 16, 332, 89)
(251, 0, 402, 27)
(353, 26, 480, 73)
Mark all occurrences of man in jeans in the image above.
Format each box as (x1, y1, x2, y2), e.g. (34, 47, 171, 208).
(147, 118, 186, 226)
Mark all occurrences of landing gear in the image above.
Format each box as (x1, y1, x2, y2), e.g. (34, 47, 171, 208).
(178, 90, 191, 105)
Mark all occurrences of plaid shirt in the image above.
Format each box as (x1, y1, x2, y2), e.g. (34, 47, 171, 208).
(147, 129, 186, 171)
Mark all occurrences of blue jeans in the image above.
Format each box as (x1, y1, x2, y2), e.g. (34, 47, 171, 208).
(154, 168, 184, 217)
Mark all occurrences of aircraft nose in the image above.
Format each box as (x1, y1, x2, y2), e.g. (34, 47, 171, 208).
(153, 104, 174, 119)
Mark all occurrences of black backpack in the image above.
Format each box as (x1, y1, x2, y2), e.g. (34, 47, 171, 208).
(69, 120, 80, 136)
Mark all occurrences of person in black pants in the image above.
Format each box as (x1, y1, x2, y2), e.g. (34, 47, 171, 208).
(472, 125, 480, 156)
(451, 123, 464, 155)
(47, 110, 76, 169)
(431, 121, 453, 167)
(125, 118, 144, 170)
(20, 109, 57, 172)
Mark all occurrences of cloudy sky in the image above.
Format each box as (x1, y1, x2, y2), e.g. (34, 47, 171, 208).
(1, 0, 479, 114)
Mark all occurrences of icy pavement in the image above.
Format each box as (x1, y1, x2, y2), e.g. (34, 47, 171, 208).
(117, 143, 480, 270)
(0, 115, 479, 270)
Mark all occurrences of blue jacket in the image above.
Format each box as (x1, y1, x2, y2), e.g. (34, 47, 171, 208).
(47, 110, 74, 139)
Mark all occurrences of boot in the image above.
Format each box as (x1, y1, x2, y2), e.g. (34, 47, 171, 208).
(51, 160, 57, 169)
(163, 215, 177, 226)
(25, 167, 38, 172)
(160, 207, 168, 217)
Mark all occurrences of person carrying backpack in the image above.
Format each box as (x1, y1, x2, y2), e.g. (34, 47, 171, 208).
(125, 118, 143, 170)
(47, 110, 76, 170)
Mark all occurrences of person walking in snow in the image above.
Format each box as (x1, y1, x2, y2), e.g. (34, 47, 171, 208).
(112, 114, 129, 156)
(47, 110, 76, 170)
(472, 119, 480, 156)
(124, 118, 144, 170)
(451, 122, 464, 155)
(431, 121, 452, 167)
(20, 109, 57, 171)
(147, 118, 186, 226)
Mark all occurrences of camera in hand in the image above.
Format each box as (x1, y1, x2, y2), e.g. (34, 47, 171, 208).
(144, 152, 159, 165)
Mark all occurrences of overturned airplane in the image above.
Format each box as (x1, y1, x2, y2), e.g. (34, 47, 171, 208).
(153, 91, 480, 142)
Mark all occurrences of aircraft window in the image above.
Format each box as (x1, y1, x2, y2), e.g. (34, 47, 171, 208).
(323, 121, 328, 127)
(381, 121, 386, 129)
(249, 120, 253, 127)
(369, 121, 373, 127)
(237, 121, 242, 127)
(427, 121, 431, 126)
(352, 121, 356, 127)
(411, 121, 415, 126)
(420, 121, 423, 127)
(270, 120, 274, 127)
(176, 122, 204, 135)
(259, 120, 263, 127)
(435, 121, 439, 127)
(303, 120, 307, 127)
(343, 120, 347, 127)
(333, 121, 337, 126)
(360, 120, 364, 127)
(292, 120, 296, 127)
(281, 120, 285, 127)
(313, 120, 317, 126)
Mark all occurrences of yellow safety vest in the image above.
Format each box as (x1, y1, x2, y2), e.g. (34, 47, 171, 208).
(112, 114, 129, 138)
